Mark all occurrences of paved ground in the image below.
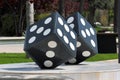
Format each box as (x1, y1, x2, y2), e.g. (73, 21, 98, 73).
(0, 44, 24, 53)
(0, 37, 119, 53)
(0, 37, 24, 53)
(0, 37, 120, 80)
(0, 60, 119, 80)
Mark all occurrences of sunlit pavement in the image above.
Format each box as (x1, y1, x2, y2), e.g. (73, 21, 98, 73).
(0, 44, 24, 53)
(0, 59, 119, 80)
(0, 37, 119, 53)
(0, 37, 25, 53)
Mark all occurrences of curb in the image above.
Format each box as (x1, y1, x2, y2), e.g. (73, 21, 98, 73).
(0, 37, 25, 41)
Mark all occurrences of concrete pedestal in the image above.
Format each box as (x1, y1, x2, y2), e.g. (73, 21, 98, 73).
(0, 60, 120, 80)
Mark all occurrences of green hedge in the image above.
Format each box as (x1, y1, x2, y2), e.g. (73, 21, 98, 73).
(34, 13, 50, 21)
(0, 14, 15, 36)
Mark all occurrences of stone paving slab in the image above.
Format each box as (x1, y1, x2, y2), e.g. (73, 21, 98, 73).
(0, 37, 25, 40)
(0, 60, 120, 80)
(0, 44, 24, 53)
(0, 37, 24, 53)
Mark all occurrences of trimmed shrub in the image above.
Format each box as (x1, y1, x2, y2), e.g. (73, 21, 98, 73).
(0, 14, 15, 36)
(34, 13, 50, 21)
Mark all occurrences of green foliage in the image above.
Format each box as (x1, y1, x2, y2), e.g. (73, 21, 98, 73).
(88, 0, 114, 27)
(94, 9, 100, 21)
(95, 27, 103, 32)
(0, 53, 33, 64)
(100, 10, 108, 26)
(94, 9, 114, 26)
(95, 26, 113, 32)
(89, 0, 114, 9)
(108, 9, 114, 23)
(34, 13, 51, 21)
(0, 53, 118, 64)
(82, 11, 89, 19)
(86, 54, 118, 61)
(0, 14, 15, 36)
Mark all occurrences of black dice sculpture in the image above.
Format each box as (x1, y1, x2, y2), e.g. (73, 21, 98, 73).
(66, 12, 98, 64)
(24, 12, 77, 69)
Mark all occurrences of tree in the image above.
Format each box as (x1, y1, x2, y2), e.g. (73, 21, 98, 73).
(34, 0, 55, 13)
(78, 0, 85, 13)
(87, 0, 96, 27)
(0, 0, 55, 36)
(26, 0, 34, 26)
(25, 0, 34, 58)
(87, 0, 114, 27)
(0, 0, 18, 36)
(17, 0, 26, 36)
(64, 0, 80, 17)
(0, 0, 88, 36)
(114, 0, 120, 62)
(58, 0, 64, 16)
(0, 0, 26, 36)
(0, 9, 2, 32)
(114, 0, 118, 32)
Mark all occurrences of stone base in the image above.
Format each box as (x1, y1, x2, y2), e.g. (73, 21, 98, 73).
(0, 60, 120, 80)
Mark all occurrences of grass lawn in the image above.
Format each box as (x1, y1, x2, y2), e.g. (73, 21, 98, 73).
(86, 53, 118, 61)
(0, 53, 33, 64)
(0, 53, 118, 64)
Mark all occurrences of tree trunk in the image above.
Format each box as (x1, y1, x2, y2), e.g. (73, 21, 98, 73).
(114, 0, 118, 32)
(88, 6, 96, 27)
(58, 0, 64, 16)
(17, 0, 24, 36)
(79, 0, 85, 14)
(0, 15, 2, 35)
(115, 0, 120, 63)
(26, 0, 34, 58)
(26, 0, 34, 26)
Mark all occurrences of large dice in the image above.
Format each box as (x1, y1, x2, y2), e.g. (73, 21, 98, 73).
(66, 12, 98, 64)
(24, 12, 77, 69)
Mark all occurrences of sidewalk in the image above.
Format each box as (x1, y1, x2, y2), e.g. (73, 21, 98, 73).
(0, 59, 119, 80)
(0, 37, 25, 53)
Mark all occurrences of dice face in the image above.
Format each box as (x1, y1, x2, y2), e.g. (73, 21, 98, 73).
(66, 12, 98, 64)
(24, 12, 77, 69)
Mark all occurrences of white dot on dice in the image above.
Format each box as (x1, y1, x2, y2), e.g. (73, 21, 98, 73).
(80, 18, 86, 26)
(57, 28, 63, 37)
(69, 24, 75, 29)
(69, 42, 75, 51)
(77, 41, 81, 47)
(44, 17, 52, 24)
(91, 39, 96, 47)
(67, 17, 74, 23)
(81, 30, 86, 38)
(43, 28, 51, 36)
(85, 29, 91, 36)
(90, 28, 95, 35)
(48, 41, 57, 48)
(64, 24, 70, 32)
(30, 25, 37, 32)
(63, 35, 69, 44)
(36, 27, 44, 34)
(82, 51, 91, 57)
(28, 36, 36, 44)
(46, 51, 55, 58)
(44, 60, 53, 67)
(68, 58, 76, 63)
(70, 31, 76, 39)
(58, 17, 64, 25)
